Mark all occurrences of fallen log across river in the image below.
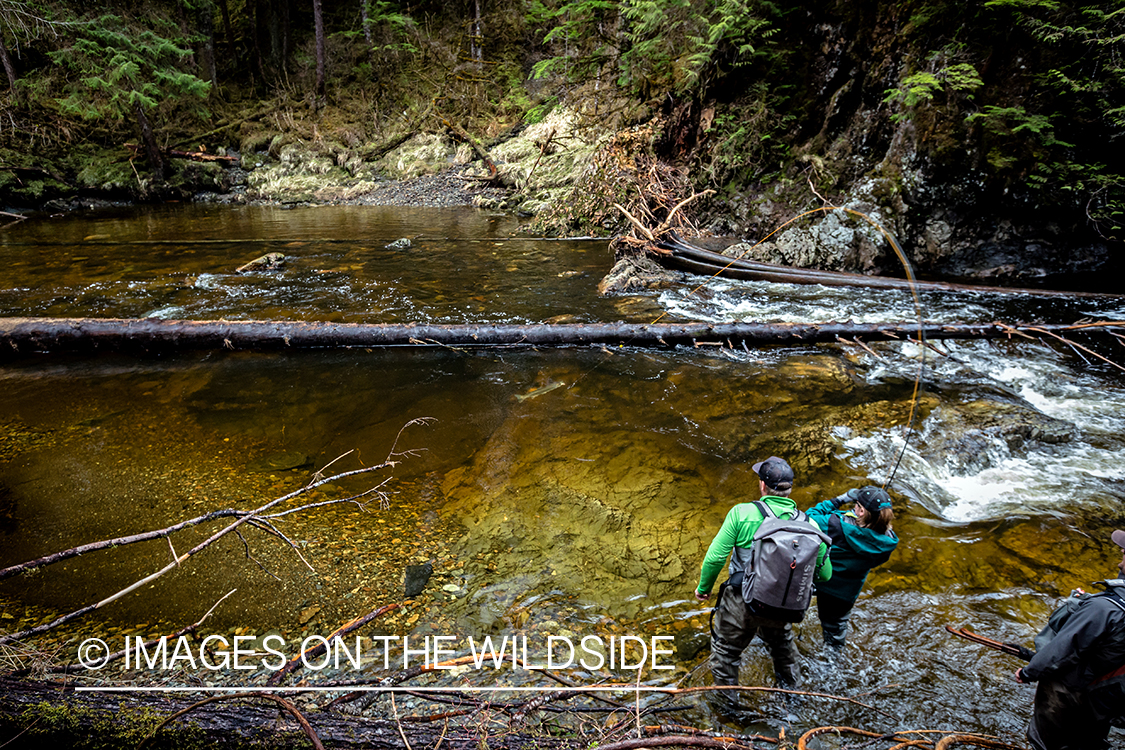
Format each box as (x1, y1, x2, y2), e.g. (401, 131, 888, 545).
(1, 317, 1123, 359)
(654, 232, 1122, 298)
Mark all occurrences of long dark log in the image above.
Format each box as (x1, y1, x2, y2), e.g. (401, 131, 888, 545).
(0, 317, 1121, 359)
(656, 232, 1121, 299)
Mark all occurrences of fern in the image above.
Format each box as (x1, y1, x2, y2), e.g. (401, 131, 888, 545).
(531, 0, 778, 98)
(883, 54, 983, 122)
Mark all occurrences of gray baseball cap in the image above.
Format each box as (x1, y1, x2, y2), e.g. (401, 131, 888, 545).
(752, 456, 794, 491)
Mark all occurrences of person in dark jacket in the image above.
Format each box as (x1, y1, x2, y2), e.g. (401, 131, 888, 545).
(1013, 529, 1125, 750)
(805, 486, 898, 648)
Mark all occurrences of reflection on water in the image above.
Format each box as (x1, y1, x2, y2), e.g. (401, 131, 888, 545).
(0, 204, 625, 323)
(2, 205, 1125, 743)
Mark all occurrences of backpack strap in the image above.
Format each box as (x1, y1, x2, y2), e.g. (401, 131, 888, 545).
(826, 513, 847, 547)
(1095, 581, 1125, 613)
(1105, 591, 1125, 614)
(753, 500, 802, 522)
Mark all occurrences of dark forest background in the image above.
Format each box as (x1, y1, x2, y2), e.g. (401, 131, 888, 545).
(1, 0, 1122, 247)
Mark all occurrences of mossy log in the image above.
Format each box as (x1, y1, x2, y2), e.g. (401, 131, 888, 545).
(0, 677, 581, 750)
(0, 317, 1118, 360)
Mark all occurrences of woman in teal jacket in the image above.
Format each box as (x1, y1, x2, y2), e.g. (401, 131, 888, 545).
(805, 486, 898, 648)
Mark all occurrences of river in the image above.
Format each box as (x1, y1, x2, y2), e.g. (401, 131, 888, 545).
(1, 203, 1123, 743)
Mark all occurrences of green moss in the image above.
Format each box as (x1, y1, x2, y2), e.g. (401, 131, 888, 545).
(14, 700, 210, 750)
(240, 131, 278, 156)
(168, 160, 228, 192)
(0, 171, 73, 205)
(60, 147, 137, 193)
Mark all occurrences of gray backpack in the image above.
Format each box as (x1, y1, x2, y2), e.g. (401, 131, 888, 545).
(741, 501, 831, 623)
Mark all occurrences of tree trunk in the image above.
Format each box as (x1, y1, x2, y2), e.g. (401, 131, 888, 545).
(0, 34, 18, 103)
(250, 0, 266, 86)
(361, 0, 375, 57)
(133, 101, 165, 180)
(313, 0, 326, 103)
(0, 317, 1114, 360)
(280, 0, 291, 70)
(218, 0, 234, 57)
(197, 0, 219, 88)
(470, 0, 483, 64)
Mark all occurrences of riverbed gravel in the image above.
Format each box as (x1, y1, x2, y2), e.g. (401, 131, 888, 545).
(346, 168, 511, 208)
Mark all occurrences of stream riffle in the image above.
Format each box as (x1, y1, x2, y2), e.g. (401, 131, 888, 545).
(1, 204, 1123, 742)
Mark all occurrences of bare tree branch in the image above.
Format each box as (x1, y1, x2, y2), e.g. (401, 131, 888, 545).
(0, 421, 432, 646)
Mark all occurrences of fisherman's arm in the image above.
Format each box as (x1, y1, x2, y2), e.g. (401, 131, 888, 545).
(806, 496, 846, 527)
(1016, 601, 1114, 683)
(695, 511, 740, 599)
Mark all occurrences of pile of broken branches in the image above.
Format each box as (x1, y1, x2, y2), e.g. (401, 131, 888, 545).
(0, 670, 1026, 750)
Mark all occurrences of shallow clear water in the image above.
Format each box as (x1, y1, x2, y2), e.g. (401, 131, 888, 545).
(0, 204, 628, 323)
(1, 204, 1123, 743)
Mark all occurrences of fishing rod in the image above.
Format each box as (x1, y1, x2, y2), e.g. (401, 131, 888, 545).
(944, 625, 1035, 661)
(657, 204, 927, 487)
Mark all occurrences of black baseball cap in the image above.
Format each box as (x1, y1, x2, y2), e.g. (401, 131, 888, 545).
(752, 456, 794, 491)
(847, 486, 892, 512)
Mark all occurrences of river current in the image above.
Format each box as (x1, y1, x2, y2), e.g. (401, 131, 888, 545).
(0, 204, 1123, 743)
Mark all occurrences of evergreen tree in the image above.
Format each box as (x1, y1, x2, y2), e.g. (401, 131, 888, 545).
(48, 12, 210, 180)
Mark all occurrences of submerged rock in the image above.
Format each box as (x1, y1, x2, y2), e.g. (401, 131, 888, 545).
(598, 255, 678, 294)
(919, 397, 1076, 476)
(246, 451, 311, 473)
(404, 562, 434, 597)
(236, 252, 286, 273)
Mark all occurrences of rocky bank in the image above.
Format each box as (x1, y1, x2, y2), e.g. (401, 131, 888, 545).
(2, 104, 1117, 290)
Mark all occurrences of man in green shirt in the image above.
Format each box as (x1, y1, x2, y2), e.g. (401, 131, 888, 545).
(694, 456, 832, 688)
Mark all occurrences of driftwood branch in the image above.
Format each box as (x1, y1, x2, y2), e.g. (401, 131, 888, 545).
(266, 603, 402, 686)
(592, 738, 757, 750)
(0, 469, 391, 582)
(125, 143, 239, 164)
(442, 119, 497, 178)
(321, 654, 483, 711)
(0, 676, 1029, 749)
(654, 190, 714, 236)
(0, 424, 430, 646)
(615, 203, 656, 241)
(0, 677, 587, 750)
(0, 508, 245, 581)
(6, 589, 237, 677)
